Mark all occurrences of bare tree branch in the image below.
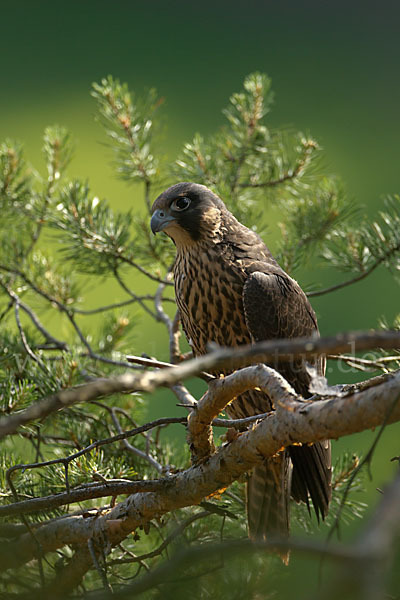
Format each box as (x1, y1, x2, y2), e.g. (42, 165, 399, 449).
(2, 328, 400, 439)
(116, 253, 173, 285)
(154, 272, 184, 363)
(109, 409, 165, 474)
(0, 279, 68, 350)
(1, 364, 400, 580)
(14, 300, 47, 372)
(113, 267, 158, 320)
(0, 480, 165, 518)
(72, 295, 174, 316)
(328, 353, 400, 372)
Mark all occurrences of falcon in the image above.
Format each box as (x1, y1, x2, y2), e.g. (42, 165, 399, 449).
(150, 182, 331, 547)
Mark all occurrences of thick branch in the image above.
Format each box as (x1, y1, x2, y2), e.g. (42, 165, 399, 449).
(2, 366, 400, 576)
(187, 365, 295, 463)
(2, 329, 400, 439)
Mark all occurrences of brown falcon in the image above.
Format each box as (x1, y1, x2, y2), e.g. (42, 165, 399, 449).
(150, 182, 331, 545)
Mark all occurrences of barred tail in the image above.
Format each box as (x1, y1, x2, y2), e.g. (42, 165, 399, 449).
(247, 453, 291, 564)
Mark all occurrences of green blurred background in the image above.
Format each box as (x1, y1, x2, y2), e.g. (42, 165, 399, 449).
(1, 0, 399, 595)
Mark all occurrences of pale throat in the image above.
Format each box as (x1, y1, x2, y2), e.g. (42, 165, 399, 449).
(167, 207, 224, 252)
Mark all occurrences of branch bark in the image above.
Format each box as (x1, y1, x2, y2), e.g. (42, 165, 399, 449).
(1, 365, 400, 585)
(1, 328, 400, 439)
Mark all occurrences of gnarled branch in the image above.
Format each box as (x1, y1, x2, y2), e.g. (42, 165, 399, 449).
(1, 365, 399, 587)
(1, 328, 400, 439)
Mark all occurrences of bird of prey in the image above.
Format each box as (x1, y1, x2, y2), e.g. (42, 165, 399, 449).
(150, 182, 331, 549)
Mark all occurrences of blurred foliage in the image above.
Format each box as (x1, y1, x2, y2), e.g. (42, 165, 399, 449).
(0, 73, 399, 598)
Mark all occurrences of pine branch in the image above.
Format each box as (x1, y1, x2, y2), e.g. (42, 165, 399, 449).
(308, 239, 400, 297)
(2, 329, 400, 439)
(2, 72, 400, 598)
(240, 137, 318, 188)
(2, 370, 400, 584)
(91, 76, 160, 191)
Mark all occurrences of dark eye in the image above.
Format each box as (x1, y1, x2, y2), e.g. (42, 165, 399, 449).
(172, 196, 191, 211)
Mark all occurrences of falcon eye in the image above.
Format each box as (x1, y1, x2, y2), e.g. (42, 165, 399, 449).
(172, 196, 191, 211)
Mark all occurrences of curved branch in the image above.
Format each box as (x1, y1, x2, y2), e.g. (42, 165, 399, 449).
(2, 366, 400, 576)
(0, 279, 68, 350)
(187, 365, 293, 463)
(2, 328, 400, 439)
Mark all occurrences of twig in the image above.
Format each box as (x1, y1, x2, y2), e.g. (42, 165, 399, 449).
(154, 271, 184, 364)
(113, 267, 158, 320)
(72, 295, 174, 316)
(116, 253, 173, 285)
(0, 264, 67, 312)
(67, 312, 141, 370)
(88, 538, 112, 592)
(170, 310, 183, 363)
(0, 479, 166, 518)
(328, 353, 400, 372)
(107, 511, 211, 566)
(170, 383, 197, 409)
(109, 409, 165, 474)
(154, 275, 173, 326)
(307, 242, 400, 297)
(126, 355, 179, 369)
(5, 416, 186, 495)
(0, 264, 142, 370)
(0, 280, 68, 350)
(0, 299, 13, 322)
(14, 300, 47, 373)
(126, 354, 213, 382)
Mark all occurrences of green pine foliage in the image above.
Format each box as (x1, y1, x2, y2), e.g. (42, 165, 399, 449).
(0, 73, 399, 596)
(322, 195, 400, 277)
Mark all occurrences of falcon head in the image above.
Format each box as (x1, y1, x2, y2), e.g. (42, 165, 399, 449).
(150, 182, 226, 246)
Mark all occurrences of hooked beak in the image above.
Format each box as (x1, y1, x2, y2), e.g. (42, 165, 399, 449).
(150, 209, 176, 234)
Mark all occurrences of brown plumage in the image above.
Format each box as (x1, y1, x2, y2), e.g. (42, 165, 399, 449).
(151, 182, 331, 554)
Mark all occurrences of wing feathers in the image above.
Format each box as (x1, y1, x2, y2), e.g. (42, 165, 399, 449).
(243, 270, 331, 523)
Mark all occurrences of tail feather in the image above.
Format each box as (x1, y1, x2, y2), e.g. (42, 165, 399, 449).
(247, 453, 291, 564)
(289, 441, 332, 521)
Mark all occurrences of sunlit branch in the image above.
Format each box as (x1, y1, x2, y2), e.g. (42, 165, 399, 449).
(1, 329, 400, 439)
